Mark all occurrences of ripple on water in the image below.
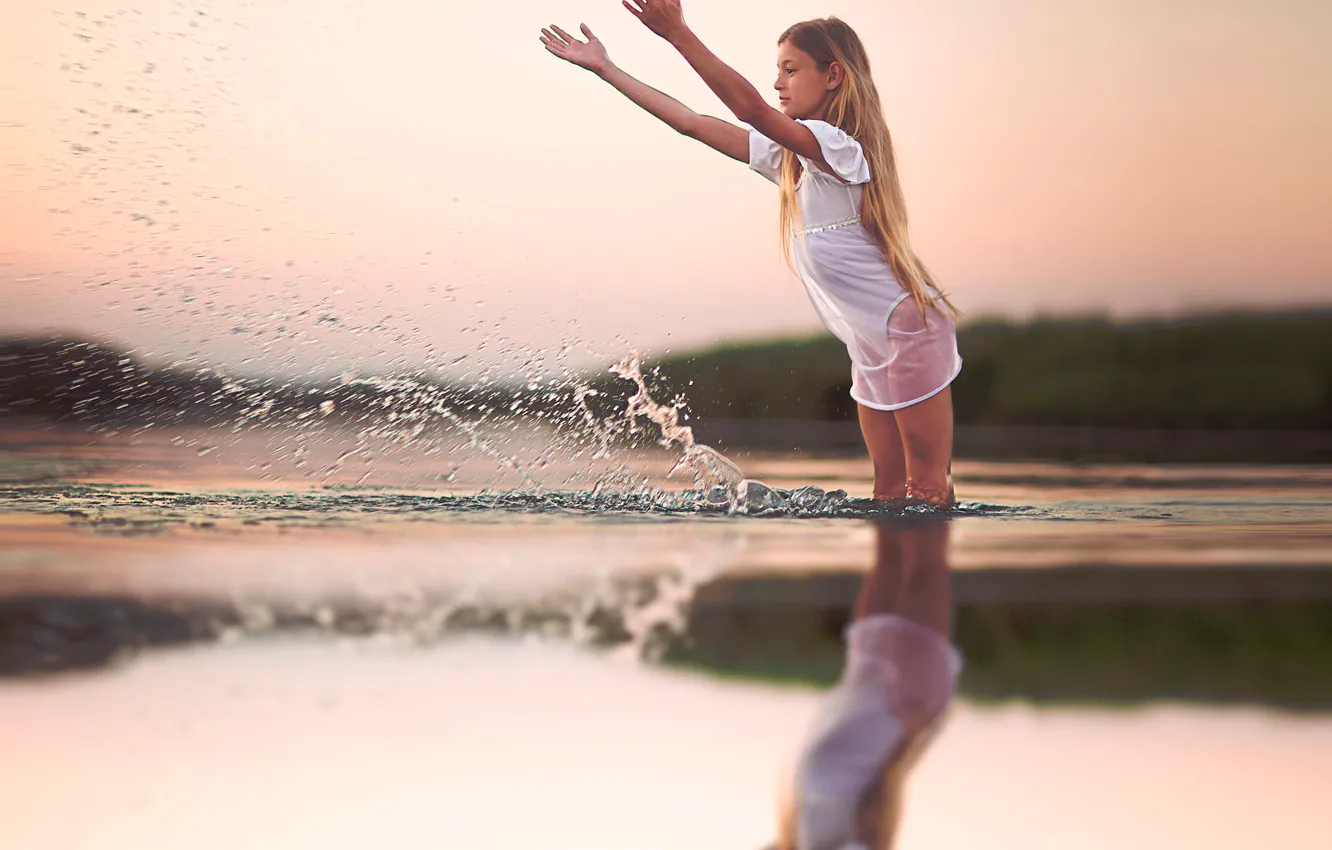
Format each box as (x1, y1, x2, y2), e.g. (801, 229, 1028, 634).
(0, 480, 1029, 534)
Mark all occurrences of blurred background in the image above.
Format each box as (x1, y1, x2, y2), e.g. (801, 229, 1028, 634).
(3, 0, 1329, 386)
(2, 2, 1331, 849)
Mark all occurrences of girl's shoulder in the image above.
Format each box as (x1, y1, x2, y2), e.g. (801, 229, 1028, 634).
(748, 119, 872, 185)
(795, 119, 871, 185)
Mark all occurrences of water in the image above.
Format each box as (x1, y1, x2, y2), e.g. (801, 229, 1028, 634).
(5, 641, 1330, 850)
(2, 403, 1331, 848)
(9, 4, 1329, 843)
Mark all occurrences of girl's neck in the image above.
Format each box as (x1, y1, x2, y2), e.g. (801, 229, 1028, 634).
(813, 93, 835, 123)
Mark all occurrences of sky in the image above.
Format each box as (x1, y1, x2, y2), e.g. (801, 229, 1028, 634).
(1, 0, 1329, 380)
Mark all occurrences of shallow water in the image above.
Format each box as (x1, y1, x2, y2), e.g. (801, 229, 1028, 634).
(4, 639, 1332, 850)
(2, 423, 1331, 848)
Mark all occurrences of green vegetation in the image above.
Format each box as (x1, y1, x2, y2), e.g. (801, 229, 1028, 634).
(5, 311, 1330, 460)
(637, 310, 1332, 429)
(952, 601, 1332, 709)
(6, 310, 1331, 431)
(663, 584, 1332, 711)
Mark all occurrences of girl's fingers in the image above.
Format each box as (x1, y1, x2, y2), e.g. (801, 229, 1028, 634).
(550, 24, 579, 45)
(622, 1, 642, 18)
(580, 23, 596, 41)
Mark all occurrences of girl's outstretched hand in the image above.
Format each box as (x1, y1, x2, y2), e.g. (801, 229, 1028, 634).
(540, 24, 613, 76)
(623, 0, 688, 43)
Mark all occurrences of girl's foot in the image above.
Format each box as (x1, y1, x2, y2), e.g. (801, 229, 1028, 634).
(905, 476, 955, 508)
(871, 480, 909, 504)
(873, 494, 913, 509)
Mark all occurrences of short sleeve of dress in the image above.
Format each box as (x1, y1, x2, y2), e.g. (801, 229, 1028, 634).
(747, 128, 782, 183)
(797, 119, 872, 184)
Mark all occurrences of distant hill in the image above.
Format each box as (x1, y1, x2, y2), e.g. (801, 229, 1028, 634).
(0, 336, 515, 428)
(4, 310, 1330, 444)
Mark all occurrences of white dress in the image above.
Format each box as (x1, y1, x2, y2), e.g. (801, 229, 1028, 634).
(748, 120, 963, 411)
(793, 614, 963, 850)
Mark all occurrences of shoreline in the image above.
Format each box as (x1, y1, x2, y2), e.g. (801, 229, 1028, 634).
(4, 418, 1332, 469)
(693, 419, 1332, 464)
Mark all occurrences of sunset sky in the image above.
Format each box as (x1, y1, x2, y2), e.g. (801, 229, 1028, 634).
(2, 0, 1329, 379)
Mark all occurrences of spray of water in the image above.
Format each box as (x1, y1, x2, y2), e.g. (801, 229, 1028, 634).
(6, 335, 876, 517)
(609, 350, 744, 494)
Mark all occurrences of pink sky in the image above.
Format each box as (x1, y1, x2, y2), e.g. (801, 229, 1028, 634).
(2, 0, 1329, 379)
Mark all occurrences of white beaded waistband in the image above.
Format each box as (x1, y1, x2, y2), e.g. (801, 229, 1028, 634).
(798, 216, 861, 236)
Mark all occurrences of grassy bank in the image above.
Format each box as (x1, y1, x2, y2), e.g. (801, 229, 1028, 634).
(4, 310, 1331, 462)
(664, 566, 1332, 711)
(6, 570, 1329, 710)
(634, 310, 1332, 430)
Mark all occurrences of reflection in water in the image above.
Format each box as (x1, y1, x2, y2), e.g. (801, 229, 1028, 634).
(2, 508, 1331, 849)
(774, 519, 960, 850)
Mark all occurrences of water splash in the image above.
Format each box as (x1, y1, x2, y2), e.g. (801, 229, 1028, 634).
(611, 350, 744, 495)
(1, 484, 1012, 528)
(3, 336, 904, 515)
(12, 337, 1017, 521)
(0, 575, 728, 677)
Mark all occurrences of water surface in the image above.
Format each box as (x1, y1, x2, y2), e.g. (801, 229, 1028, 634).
(2, 423, 1330, 848)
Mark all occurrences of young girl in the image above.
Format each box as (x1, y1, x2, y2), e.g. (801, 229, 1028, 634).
(540, 3, 962, 506)
(775, 519, 961, 849)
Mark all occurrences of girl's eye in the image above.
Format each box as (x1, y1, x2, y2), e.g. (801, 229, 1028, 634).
(785, 69, 795, 75)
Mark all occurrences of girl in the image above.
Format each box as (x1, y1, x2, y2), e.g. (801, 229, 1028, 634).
(775, 519, 961, 849)
(540, 3, 962, 506)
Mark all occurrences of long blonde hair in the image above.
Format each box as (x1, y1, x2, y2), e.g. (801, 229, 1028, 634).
(777, 18, 957, 320)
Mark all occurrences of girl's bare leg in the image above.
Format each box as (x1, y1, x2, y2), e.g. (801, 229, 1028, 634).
(857, 402, 908, 501)
(855, 520, 953, 636)
(892, 387, 956, 506)
(899, 519, 953, 636)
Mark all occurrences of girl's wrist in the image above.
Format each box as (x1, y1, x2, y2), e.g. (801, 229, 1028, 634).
(664, 24, 695, 51)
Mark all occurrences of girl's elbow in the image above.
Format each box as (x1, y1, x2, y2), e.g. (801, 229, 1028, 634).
(731, 105, 764, 125)
(730, 97, 768, 125)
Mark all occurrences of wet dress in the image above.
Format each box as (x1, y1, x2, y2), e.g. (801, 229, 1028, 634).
(793, 614, 962, 850)
(748, 120, 962, 411)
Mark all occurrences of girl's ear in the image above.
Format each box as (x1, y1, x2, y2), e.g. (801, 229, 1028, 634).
(825, 61, 845, 90)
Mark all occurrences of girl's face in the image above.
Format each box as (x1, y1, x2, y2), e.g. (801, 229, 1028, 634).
(774, 41, 841, 120)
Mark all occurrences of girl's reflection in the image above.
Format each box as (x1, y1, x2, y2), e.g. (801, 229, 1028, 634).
(774, 518, 961, 850)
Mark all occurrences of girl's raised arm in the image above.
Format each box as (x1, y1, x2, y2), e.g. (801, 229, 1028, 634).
(623, 1, 836, 176)
(540, 24, 749, 163)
